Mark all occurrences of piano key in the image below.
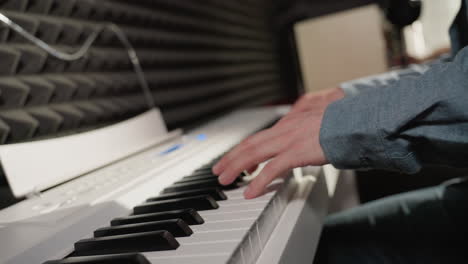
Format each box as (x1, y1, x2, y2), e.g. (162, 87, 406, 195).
(94, 219, 193, 238)
(177, 175, 218, 183)
(73, 231, 179, 256)
(200, 209, 262, 222)
(145, 254, 231, 264)
(137, 199, 273, 260)
(147, 188, 227, 202)
(180, 229, 248, 242)
(197, 164, 212, 169)
(185, 170, 217, 177)
(141, 189, 281, 261)
(162, 179, 237, 194)
(43, 253, 150, 264)
(182, 173, 217, 180)
(193, 168, 213, 173)
(111, 209, 204, 226)
(190, 218, 255, 233)
(133, 195, 219, 215)
(144, 239, 243, 260)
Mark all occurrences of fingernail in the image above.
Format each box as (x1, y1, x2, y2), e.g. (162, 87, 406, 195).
(218, 172, 227, 184)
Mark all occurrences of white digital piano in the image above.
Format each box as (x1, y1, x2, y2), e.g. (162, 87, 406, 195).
(0, 106, 340, 264)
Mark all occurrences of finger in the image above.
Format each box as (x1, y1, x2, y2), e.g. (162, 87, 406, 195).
(214, 118, 300, 176)
(213, 127, 280, 175)
(218, 140, 284, 185)
(246, 165, 258, 174)
(243, 153, 292, 199)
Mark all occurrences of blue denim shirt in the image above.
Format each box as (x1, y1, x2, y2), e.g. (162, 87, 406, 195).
(319, 2, 468, 173)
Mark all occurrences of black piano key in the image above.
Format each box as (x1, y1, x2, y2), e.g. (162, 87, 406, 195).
(176, 175, 218, 183)
(111, 209, 204, 226)
(197, 164, 213, 170)
(194, 167, 213, 173)
(43, 253, 150, 264)
(147, 187, 227, 202)
(185, 169, 217, 176)
(73, 231, 178, 256)
(133, 195, 218, 215)
(94, 219, 192, 238)
(182, 173, 217, 180)
(162, 179, 238, 194)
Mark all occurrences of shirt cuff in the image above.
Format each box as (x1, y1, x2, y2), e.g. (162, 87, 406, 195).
(319, 91, 407, 172)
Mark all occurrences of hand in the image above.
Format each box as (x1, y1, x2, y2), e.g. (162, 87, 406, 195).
(212, 110, 329, 199)
(290, 87, 344, 114)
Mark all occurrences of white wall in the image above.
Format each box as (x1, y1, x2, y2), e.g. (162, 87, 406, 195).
(295, 5, 387, 92)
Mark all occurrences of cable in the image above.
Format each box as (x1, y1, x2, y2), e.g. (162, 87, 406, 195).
(0, 12, 156, 109)
(107, 24, 155, 109)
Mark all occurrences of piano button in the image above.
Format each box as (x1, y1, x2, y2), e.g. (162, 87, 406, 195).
(94, 219, 193, 238)
(43, 253, 150, 264)
(73, 231, 179, 256)
(162, 179, 237, 194)
(146, 187, 227, 202)
(111, 209, 204, 226)
(133, 195, 219, 215)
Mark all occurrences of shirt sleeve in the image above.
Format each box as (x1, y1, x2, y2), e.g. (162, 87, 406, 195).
(320, 46, 468, 174)
(340, 64, 430, 97)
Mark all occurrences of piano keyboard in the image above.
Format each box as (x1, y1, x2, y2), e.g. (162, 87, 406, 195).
(0, 106, 329, 264)
(43, 156, 291, 264)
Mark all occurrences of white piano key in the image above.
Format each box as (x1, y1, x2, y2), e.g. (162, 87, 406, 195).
(212, 201, 269, 212)
(144, 240, 240, 258)
(185, 228, 248, 241)
(191, 218, 256, 232)
(145, 253, 231, 264)
(201, 209, 262, 222)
